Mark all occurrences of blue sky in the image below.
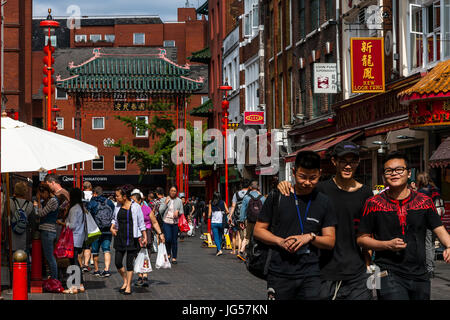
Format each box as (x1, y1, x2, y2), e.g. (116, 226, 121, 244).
(33, 0, 204, 21)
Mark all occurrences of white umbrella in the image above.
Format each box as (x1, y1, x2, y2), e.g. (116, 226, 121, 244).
(1, 115, 99, 173)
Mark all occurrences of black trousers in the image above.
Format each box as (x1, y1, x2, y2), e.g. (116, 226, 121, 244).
(115, 249, 138, 272)
(377, 271, 430, 300)
(266, 273, 321, 300)
(319, 272, 373, 300)
(69, 247, 84, 285)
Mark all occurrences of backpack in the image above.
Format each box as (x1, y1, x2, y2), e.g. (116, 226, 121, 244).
(245, 190, 281, 280)
(93, 198, 114, 230)
(247, 193, 264, 223)
(11, 198, 30, 235)
(234, 190, 249, 221)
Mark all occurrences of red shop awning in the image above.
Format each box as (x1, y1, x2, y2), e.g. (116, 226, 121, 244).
(285, 131, 361, 163)
(429, 137, 450, 168)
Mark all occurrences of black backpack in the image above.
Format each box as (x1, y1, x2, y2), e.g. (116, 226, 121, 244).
(245, 190, 281, 280)
(93, 198, 114, 231)
(233, 190, 249, 221)
(246, 193, 264, 223)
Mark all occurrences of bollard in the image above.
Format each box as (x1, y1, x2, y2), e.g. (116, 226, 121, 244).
(13, 250, 28, 300)
(30, 231, 43, 293)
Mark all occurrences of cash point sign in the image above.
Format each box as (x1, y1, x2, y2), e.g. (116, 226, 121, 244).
(244, 111, 265, 125)
(351, 38, 385, 93)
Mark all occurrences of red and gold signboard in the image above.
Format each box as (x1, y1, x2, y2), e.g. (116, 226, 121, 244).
(350, 38, 385, 93)
(244, 111, 265, 125)
(409, 100, 450, 127)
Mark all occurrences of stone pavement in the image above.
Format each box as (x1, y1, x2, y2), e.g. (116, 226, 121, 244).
(2, 234, 450, 300)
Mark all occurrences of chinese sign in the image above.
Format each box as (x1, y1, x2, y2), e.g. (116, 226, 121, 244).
(114, 101, 153, 111)
(313, 63, 337, 94)
(409, 100, 450, 128)
(244, 111, 265, 125)
(350, 38, 385, 93)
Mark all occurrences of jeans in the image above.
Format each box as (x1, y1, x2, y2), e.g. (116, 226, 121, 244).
(40, 230, 58, 279)
(377, 271, 430, 300)
(163, 223, 178, 259)
(267, 273, 321, 300)
(211, 223, 224, 252)
(425, 229, 435, 273)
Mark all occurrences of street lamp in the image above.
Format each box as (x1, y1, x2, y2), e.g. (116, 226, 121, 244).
(40, 9, 59, 132)
(219, 81, 232, 207)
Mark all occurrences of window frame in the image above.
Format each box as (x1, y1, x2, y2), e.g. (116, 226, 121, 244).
(89, 34, 102, 43)
(55, 117, 64, 130)
(44, 35, 57, 47)
(135, 116, 149, 138)
(72, 162, 84, 171)
(74, 34, 87, 43)
(104, 34, 115, 43)
(114, 155, 127, 171)
(133, 33, 145, 45)
(92, 117, 105, 130)
(163, 40, 176, 47)
(91, 155, 104, 171)
(55, 87, 68, 100)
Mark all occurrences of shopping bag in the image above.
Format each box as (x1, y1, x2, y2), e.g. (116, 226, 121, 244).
(134, 248, 153, 273)
(155, 243, 171, 269)
(43, 278, 64, 293)
(84, 211, 102, 246)
(178, 214, 190, 233)
(152, 233, 158, 253)
(53, 226, 74, 259)
(187, 222, 195, 237)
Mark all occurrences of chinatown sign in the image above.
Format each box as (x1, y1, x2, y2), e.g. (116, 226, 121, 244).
(350, 38, 385, 93)
(244, 111, 265, 125)
(409, 100, 450, 128)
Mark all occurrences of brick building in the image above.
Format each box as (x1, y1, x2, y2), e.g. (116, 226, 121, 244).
(30, 8, 209, 196)
(1, 0, 33, 123)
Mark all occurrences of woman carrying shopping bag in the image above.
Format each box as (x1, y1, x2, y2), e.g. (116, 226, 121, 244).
(111, 185, 147, 295)
(57, 188, 86, 294)
(158, 186, 183, 264)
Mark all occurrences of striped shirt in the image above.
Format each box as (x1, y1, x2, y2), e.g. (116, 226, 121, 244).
(36, 197, 59, 233)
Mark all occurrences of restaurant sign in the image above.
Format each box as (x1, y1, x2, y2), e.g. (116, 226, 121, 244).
(244, 111, 265, 125)
(350, 38, 385, 93)
(409, 100, 450, 128)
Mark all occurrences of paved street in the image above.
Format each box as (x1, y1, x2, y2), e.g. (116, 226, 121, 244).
(2, 234, 450, 300)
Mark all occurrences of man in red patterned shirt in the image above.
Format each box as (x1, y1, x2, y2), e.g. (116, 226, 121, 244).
(357, 152, 450, 300)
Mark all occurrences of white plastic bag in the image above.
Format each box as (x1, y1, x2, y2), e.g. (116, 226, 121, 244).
(134, 248, 152, 273)
(152, 234, 158, 253)
(155, 243, 171, 269)
(84, 211, 101, 246)
(187, 222, 195, 237)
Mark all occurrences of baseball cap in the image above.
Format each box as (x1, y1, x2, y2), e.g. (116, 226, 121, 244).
(332, 141, 360, 158)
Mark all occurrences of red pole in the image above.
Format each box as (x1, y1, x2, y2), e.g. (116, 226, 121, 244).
(13, 252, 28, 300)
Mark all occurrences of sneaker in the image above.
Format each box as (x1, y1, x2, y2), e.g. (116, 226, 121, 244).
(101, 270, 111, 278)
(93, 271, 102, 277)
(135, 277, 144, 287)
(81, 266, 91, 273)
(142, 278, 149, 287)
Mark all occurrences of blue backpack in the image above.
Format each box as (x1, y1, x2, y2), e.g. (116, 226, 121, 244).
(11, 198, 30, 235)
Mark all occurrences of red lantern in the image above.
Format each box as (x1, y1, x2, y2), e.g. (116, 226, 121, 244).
(43, 67, 55, 75)
(221, 100, 229, 111)
(43, 45, 55, 55)
(43, 56, 55, 66)
(42, 86, 55, 96)
(42, 76, 55, 86)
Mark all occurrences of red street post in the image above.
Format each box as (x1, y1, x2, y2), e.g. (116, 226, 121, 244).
(219, 83, 232, 207)
(12, 250, 28, 300)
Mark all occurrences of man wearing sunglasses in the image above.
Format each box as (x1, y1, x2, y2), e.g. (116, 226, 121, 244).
(277, 141, 374, 300)
(357, 152, 450, 300)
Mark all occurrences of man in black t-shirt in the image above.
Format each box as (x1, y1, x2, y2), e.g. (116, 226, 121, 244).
(278, 141, 374, 300)
(357, 152, 450, 300)
(254, 151, 337, 300)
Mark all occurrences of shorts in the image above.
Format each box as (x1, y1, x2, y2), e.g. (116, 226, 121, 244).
(91, 234, 112, 255)
(245, 221, 255, 240)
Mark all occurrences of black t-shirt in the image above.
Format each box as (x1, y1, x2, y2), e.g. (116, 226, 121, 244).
(317, 179, 374, 281)
(358, 190, 443, 280)
(258, 188, 337, 279)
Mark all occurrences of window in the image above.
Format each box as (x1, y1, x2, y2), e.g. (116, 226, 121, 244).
(92, 156, 104, 171)
(201, 96, 210, 104)
(44, 35, 57, 47)
(245, 59, 259, 111)
(56, 117, 64, 130)
(114, 155, 127, 170)
(90, 34, 102, 43)
(299, 69, 306, 115)
(136, 116, 149, 138)
(299, 0, 305, 39)
(244, 0, 259, 38)
(409, 0, 450, 69)
(92, 117, 105, 130)
(310, 64, 321, 117)
(326, 0, 334, 21)
(56, 88, 67, 100)
(163, 40, 175, 47)
(272, 80, 276, 128)
(311, 0, 320, 31)
(278, 1, 282, 51)
(75, 34, 87, 43)
(133, 33, 145, 45)
(72, 162, 84, 171)
(104, 34, 115, 43)
(280, 74, 284, 126)
(287, 0, 292, 46)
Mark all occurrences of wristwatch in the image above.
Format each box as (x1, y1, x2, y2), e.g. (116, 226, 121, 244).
(310, 232, 317, 242)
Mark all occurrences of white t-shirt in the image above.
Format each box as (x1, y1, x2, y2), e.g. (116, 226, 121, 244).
(211, 210, 223, 224)
(83, 191, 92, 202)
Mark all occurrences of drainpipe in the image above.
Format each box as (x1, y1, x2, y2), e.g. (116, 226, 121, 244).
(336, 0, 341, 94)
(1, 1, 6, 112)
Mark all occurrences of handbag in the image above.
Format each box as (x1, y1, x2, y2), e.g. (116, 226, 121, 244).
(83, 209, 102, 246)
(134, 248, 153, 273)
(178, 214, 190, 233)
(42, 278, 64, 293)
(54, 226, 74, 259)
(245, 190, 281, 280)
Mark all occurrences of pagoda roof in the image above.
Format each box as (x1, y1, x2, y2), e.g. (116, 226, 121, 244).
(187, 46, 210, 64)
(196, 1, 208, 15)
(189, 98, 213, 117)
(56, 48, 204, 94)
